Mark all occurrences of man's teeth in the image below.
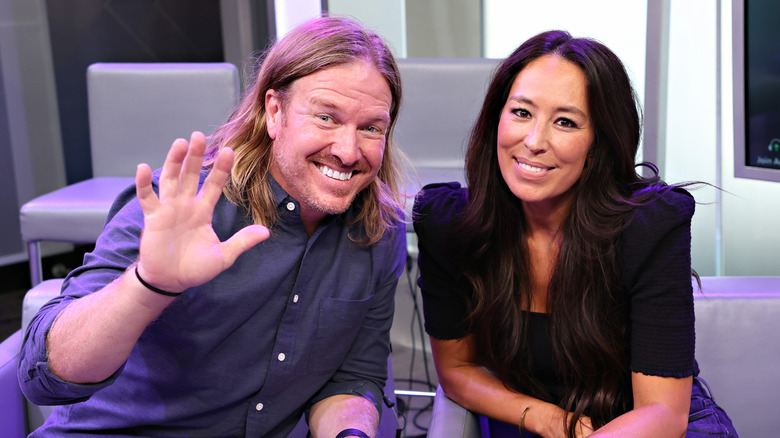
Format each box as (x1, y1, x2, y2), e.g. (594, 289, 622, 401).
(517, 161, 547, 173)
(318, 165, 354, 181)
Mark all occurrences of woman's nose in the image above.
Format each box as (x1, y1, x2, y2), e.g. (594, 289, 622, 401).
(524, 122, 548, 153)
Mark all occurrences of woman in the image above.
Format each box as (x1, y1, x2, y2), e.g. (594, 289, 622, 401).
(413, 30, 737, 437)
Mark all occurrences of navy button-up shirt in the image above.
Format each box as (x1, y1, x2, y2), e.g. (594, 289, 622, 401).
(19, 172, 406, 437)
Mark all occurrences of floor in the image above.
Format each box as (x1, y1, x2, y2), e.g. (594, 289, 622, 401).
(391, 343, 438, 437)
(0, 246, 438, 437)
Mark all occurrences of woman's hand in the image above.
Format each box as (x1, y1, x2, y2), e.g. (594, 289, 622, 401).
(134, 131, 270, 293)
(431, 336, 590, 438)
(530, 405, 593, 438)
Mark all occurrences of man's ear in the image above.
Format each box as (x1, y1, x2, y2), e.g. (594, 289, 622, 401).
(265, 89, 280, 140)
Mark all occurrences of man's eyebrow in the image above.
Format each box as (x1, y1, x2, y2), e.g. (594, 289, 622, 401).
(309, 97, 391, 124)
(309, 97, 338, 110)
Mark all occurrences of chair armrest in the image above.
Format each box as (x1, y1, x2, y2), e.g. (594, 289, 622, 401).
(22, 279, 64, 335)
(0, 330, 27, 438)
(428, 385, 481, 438)
(18, 279, 64, 433)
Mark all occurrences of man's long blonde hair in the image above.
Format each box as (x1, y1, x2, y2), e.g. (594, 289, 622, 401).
(205, 16, 405, 245)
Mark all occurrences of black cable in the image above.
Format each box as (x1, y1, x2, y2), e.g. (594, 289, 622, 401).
(406, 260, 435, 390)
(396, 256, 436, 435)
(412, 398, 434, 432)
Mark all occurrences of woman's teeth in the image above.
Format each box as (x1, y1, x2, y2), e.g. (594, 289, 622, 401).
(516, 161, 547, 173)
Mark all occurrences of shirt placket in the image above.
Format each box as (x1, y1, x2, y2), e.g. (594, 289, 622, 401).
(246, 196, 325, 433)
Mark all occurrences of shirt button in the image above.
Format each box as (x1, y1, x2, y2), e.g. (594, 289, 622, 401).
(286, 202, 295, 211)
(255, 402, 264, 411)
(293, 294, 299, 303)
(278, 353, 286, 362)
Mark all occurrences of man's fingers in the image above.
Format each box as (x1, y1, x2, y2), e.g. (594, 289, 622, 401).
(200, 147, 234, 206)
(180, 131, 208, 196)
(135, 163, 157, 211)
(158, 138, 189, 200)
(221, 225, 271, 266)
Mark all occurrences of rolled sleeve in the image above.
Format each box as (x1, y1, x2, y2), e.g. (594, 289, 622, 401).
(18, 296, 124, 405)
(17, 181, 143, 405)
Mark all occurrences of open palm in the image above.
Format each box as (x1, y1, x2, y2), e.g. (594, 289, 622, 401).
(134, 132, 270, 293)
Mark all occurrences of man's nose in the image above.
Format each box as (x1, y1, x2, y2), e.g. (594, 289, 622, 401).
(330, 128, 360, 166)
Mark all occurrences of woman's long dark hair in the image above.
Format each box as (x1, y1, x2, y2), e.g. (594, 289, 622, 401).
(458, 30, 670, 435)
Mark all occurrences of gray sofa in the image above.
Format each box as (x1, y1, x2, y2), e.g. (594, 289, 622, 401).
(427, 276, 780, 438)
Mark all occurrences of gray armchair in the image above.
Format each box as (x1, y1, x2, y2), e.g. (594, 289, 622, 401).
(426, 276, 780, 438)
(20, 62, 240, 286)
(0, 279, 62, 436)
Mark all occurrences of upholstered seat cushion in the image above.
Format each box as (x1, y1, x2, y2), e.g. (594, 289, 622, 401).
(20, 177, 132, 244)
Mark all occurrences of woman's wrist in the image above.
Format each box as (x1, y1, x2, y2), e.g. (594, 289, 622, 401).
(524, 401, 562, 437)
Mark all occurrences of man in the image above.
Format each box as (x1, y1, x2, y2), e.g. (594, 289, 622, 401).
(19, 16, 407, 437)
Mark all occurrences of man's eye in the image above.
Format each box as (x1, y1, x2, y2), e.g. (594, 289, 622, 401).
(317, 115, 332, 122)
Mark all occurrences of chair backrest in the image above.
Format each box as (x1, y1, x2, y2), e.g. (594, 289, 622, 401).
(87, 62, 240, 177)
(393, 58, 498, 170)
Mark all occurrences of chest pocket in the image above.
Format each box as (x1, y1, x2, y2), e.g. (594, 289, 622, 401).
(306, 295, 373, 374)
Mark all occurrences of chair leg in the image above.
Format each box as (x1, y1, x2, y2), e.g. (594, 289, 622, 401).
(28, 241, 42, 286)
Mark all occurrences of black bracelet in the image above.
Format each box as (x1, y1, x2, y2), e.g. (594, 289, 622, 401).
(134, 267, 182, 297)
(335, 429, 370, 438)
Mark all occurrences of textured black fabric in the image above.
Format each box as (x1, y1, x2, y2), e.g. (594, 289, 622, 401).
(413, 182, 699, 385)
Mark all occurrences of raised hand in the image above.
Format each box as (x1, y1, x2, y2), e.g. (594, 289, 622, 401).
(134, 131, 270, 294)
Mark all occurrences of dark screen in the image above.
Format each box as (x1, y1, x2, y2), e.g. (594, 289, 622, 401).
(745, 0, 780, 170)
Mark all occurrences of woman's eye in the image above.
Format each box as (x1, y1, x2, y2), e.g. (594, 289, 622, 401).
(512, 108, 530, 118)
(556, 118, 577, 128)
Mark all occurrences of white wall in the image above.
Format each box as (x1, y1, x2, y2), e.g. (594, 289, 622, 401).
(273, 0, 321, 38)
(327, 0, 407, 57)
(484, 0, 780, 277)
(664, 0, 720, 275)
(717, 2, 780, 276)
(665, 0, 780, 276)
(483, 0, 648, 128)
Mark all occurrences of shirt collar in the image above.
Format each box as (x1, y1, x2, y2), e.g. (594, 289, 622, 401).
(267, 173, 364, 223)
(268, 173, 293, 209)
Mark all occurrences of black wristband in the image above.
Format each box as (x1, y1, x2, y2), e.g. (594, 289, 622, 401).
(134, 267, 182, 297)
(335, 429, 370, 438)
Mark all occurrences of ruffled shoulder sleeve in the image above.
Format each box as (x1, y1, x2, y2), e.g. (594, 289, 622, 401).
(412, 182, 471, 340)
(621, 187, 699, 377)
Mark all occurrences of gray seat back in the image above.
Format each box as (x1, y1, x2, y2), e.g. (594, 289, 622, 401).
(87, 62, 240, 176)
(394, 58, 499, 195)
